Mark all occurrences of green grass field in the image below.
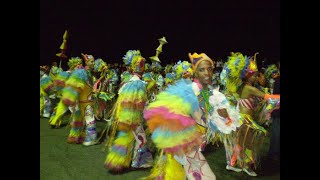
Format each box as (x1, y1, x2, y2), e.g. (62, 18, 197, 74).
(40, 117, 279, 180)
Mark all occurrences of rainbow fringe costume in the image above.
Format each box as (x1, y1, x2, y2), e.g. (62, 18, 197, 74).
(143, 79, 205, 179)
(104, 75, 152, 171)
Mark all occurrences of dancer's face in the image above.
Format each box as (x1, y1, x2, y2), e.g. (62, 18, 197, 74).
(195, 60, 214, 87)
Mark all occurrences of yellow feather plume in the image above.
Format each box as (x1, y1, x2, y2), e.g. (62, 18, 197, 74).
(49, 100, 68, 127)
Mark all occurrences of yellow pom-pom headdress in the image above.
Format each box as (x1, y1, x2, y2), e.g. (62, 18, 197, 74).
(264, 64, 280, 80)
(173, 60, 193, 79)
(220, 52, 259, 94)
(94, 58, 108, 73)
(123, 50, 146, 73)
(67, 57, 83, 70)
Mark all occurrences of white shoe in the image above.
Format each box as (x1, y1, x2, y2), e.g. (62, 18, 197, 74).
(226, 165, 242, 172)
(42, 113, 50, 118)
(243, 168, 257, 176)
(82, 141, 97, 146)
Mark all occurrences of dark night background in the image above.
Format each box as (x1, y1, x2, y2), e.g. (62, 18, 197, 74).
(40, 0, 280, 69)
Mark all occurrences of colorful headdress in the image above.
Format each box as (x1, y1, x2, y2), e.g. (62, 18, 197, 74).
(264, 64, 280, 80)
(188, 52, 214, 71)
(220, 52, 258, 94)
(173, 60, 193, 80)
(164, 72, 175, 85)
(67, 57, 83, 70)
(123, 50, 145, 73)
(94, 58, 108, 73)
(110, 69, 119, 83)
(142, 72, 154, 82)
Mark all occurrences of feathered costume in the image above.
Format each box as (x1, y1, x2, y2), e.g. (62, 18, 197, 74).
(48, 57, 83, 128)
(144, 64, 218, 180)
(207, 89, 241, 134)
(104, 50, 153, 172)
(92, 58, 115, 120)
(188, 52, 241, 149)
(40, 75, 54, 117)
(53, 71, 70, 97)
(221, 52, 280, 175)
(49, 54, 98, 146)
(47, 57, 82, 127)
(173, 60, 193, 80)
(49, 69, 86, 142)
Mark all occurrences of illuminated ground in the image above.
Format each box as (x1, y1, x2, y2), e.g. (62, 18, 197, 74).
(40, 117, 280, 180)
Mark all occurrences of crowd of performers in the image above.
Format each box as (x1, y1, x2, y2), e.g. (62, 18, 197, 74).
(40, 47, 280, 179)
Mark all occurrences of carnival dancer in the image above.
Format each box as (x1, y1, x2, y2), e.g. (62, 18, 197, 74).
(49, 54, 98, 146)
(221, 52, 280, 176)
(173, 60, 193, 80)
(188, 53, 241, 149)
(264, 63, 280, 161)
(92, 58, 114, 121)
(40, 65, 54, 118)
(48, 57, 82, 127)
(143, 53, 224, 180)
(104, 50, 153, 172)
